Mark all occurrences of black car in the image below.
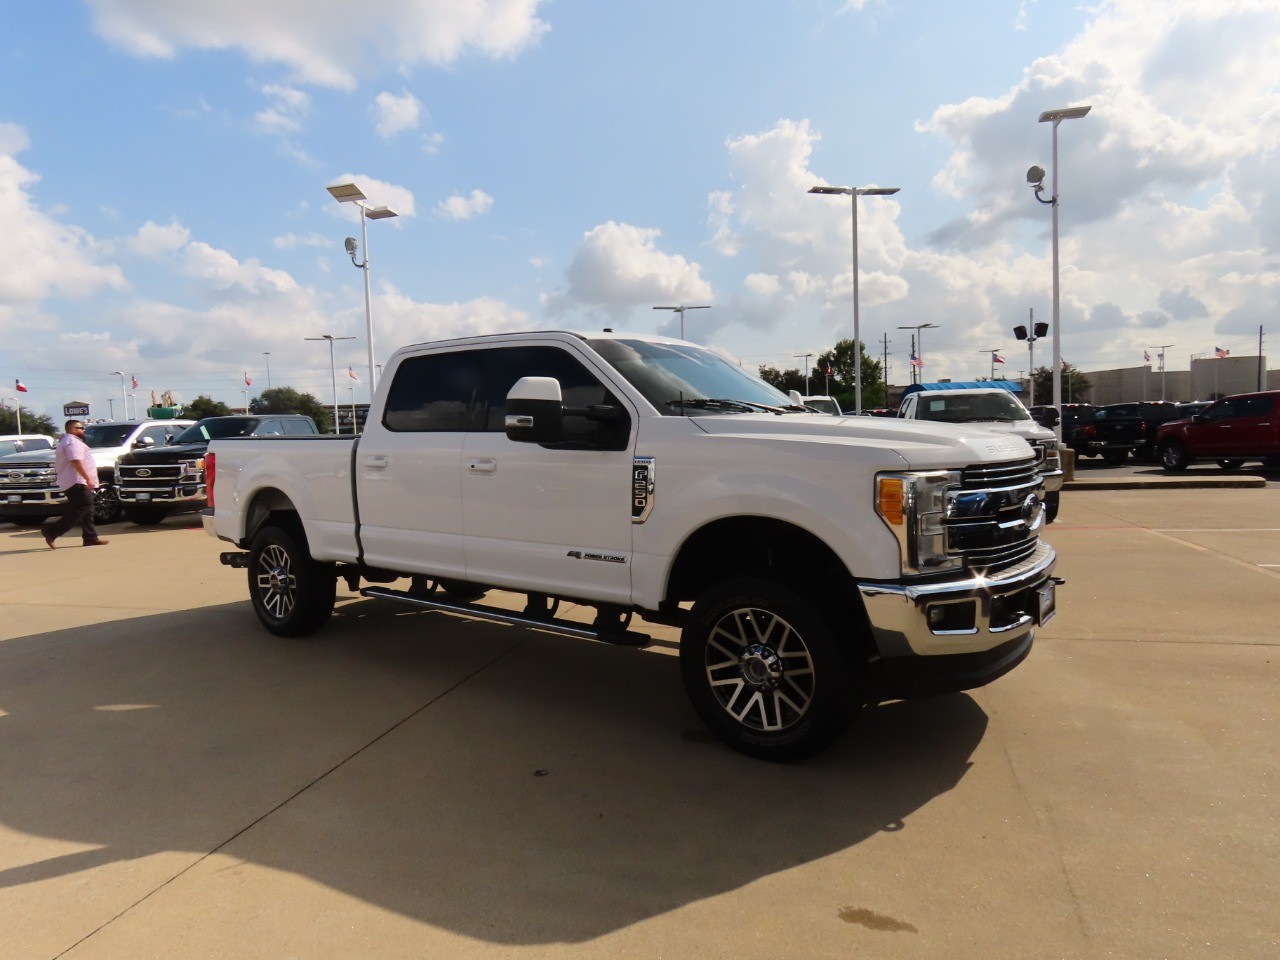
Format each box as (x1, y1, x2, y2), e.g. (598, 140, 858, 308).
(114, 414, 318, 524)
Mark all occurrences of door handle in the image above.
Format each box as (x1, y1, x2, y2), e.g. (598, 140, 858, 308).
(467, 458, 497, 475)
(364, 455, 388, 469)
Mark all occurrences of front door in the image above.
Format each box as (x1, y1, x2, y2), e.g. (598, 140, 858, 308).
(459, 344, 636, 605)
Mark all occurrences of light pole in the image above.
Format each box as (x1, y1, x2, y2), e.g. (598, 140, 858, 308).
(898, 323, 939, 385)
(7, 397, 20, 433)
(794, 353, 814, 395)
(1028, 104, 1091, 440)
(306, 333, 356, 434)
(110, 371, 127, 421)
(653, 304, 710, 340)
(809, 184, 900, 414)
(348, 384, 357, 434)
(1013, 309, 1049, 406)
(263, 352, 272, 391)
(1155, 342, 1175, 401)
(327, 182, 398, 396)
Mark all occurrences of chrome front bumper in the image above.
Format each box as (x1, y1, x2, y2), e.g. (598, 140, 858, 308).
(1040, 468, 1064, 492)
(857, 541, 1058, 658)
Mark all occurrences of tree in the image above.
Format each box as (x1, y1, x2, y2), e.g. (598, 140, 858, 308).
(0, 406, 58, 436)
(182, 394, 233, 420)
(250, 386, 332, 433)
(758, 366, 806, 395)
(1031, 363, 1092, 405)
(815, 339, 886, 409)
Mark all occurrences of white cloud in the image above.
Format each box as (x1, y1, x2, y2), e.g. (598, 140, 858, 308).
(86, 0, 550, 90)
(435, 189, 494, 220)
(273, 232, 333, 250)
(373, 89, 423, 137)
(544, 221, 714, 324)
(254, 83, 309, 133)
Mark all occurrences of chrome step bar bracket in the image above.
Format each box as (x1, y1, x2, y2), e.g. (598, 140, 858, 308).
(359, 586, 653, 647)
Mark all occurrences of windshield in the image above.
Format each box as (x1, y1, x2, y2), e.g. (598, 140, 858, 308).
(916, 392, 1030, 423)
(586, 338, 797, 415)
(176, 418, 261, 442)
(82, 424, 137, 448)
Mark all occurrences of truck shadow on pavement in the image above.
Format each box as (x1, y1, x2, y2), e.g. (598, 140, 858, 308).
(0, 597, 988, 946)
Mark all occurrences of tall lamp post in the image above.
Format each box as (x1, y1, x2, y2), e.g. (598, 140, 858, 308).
(263, 352, 272, 391)
(305, 333, 356, 434)
(652, 304, 710, 340)
(326, 181, 399, 395)
(1155, 342, 1175, 401)
(7, 397, 20, 434)
(898, 323, 939, 385)
(1013, 309, 1049, 405)
(978, 348, 1003, 381)
(794, 353, 814, 395)
(809, 184, 900, 415)
(110, 371, 127, 421)
(1028, 104, 1091, 440)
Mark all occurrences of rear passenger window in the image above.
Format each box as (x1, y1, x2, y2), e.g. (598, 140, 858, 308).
(382, 352, 480, 432)
(284, 419, 315, 435)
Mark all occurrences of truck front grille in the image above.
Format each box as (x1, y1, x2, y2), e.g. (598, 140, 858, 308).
(948, 458, 1043, 573)
(0, 462, 57, 491)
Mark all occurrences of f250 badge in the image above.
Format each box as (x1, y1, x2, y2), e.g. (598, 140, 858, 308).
(632, 456, 656, 524)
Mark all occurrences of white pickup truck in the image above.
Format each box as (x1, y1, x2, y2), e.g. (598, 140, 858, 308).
(204, 331, 1061, 760)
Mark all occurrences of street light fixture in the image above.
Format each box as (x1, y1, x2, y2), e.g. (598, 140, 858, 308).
(977, 348, 1004, 381)
(652, 304, 710, 340)
(1013, 310, 1050, 405)
(1155, 342, 1175, 401)
(327, 180, 399, 395)
(305, 333, 356, 434)
(809, 184, 900, 414)
(897, 323, 939, 385)
(1028, 103, 1091, 440)
(263, 352, 272, 391)
(794, 353, 814, 395)
(110, 371, 127, 421)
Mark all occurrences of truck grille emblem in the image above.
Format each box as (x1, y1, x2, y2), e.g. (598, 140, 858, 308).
(136, 469, 152, 477)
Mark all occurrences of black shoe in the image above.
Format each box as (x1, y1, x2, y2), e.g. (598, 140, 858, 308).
(83, 539, 110, 547)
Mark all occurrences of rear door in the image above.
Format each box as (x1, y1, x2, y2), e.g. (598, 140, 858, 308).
(353, 350, 475, 580)
(1188, 397, 1254, 457)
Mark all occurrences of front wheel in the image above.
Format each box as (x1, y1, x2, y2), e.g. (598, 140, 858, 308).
(680, 577, 860, 761)
(1044, 490, 1060, 524)
(248, 524, 336, 637)
(1159, 440, 1189, 472)
(94, 485, 123, 524)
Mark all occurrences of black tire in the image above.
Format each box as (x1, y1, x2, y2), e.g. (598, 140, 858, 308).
(1159, 440, 1189, 472)
(1044, 490, 1060, 524)
(1102, 449, 1129, 466)
(680, 577, 860, 761)
(247, 523, 336, 637)
(1216, 459, 1244, 471)
(124, 505, 168, 526)
(94, 485, 123, 524)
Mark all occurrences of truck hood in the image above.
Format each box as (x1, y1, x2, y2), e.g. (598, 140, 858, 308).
(690, 413, 1033, 469)
(118, 441, 208, 464)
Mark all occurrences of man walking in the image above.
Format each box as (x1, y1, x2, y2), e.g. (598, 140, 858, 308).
(41, 420, 108, 548)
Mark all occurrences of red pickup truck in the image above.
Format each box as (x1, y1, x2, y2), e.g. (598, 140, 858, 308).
(1156, 390, 1280, 470)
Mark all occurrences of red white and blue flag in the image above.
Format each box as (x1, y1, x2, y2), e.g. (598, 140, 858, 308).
(244, 371, 252, 387)
(1144, 350, 1151, 362)
(992, 352, 1005, 364)
(348, 366, 359, 381)
(131, 373, 139, 389)
(909, 352, 924, 368)
(1215, 346, 1230, 358)
(15, 378, 28, 393)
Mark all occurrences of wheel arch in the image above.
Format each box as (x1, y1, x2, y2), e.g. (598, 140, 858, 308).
(240, 487, 303, 545)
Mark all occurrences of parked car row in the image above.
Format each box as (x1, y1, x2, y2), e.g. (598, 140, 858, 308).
(0, 415, 317, 527)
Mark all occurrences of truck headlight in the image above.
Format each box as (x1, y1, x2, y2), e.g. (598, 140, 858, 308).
(876, 470, 963, 575)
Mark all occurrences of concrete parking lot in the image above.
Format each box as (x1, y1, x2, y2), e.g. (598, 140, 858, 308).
(1, 487, 1277, 960)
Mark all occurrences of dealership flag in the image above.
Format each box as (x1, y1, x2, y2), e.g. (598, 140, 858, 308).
(993, 352, 1005, 364)
(15, 378, 27, 393)
(1144, 350, 1151, 362)
(1215, 346, 1230, 358)
(244, 371, 252, 387)
(348, 366, 359, 381)
(131, 373, 138, 389)
(909, 352, 924, 368)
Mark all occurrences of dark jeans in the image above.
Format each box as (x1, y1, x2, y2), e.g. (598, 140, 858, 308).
(42, 484, 99, 544)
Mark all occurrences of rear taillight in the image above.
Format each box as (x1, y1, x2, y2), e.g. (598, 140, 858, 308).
(206, 452, 216, 510)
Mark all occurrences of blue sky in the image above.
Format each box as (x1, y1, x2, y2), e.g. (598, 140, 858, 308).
(3, 0, 1276, 418)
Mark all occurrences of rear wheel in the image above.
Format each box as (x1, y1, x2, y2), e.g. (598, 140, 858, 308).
(680, 577, 860, 761)
(1159, 440, 1189, 472)
(1216, 459, 1244, 471)
(248, 523, 336, 637)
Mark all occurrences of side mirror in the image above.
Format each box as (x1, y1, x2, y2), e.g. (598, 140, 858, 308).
(788, 390, 803, 404)
(505, 377, 565, 444)
(133, 436, 155, 449)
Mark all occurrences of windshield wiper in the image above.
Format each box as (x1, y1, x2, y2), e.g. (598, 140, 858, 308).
(666, 398, 787, 415)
